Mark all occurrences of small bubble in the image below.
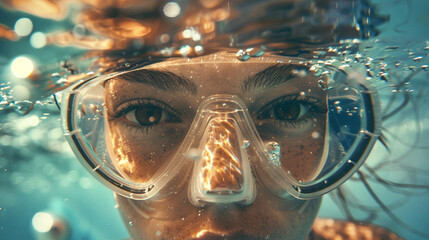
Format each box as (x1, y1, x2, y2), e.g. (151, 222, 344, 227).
(160, 47, 174, 56)
(129, 221, 133, 226)
(380, 73, 389, 81)
(246, 47, 264, 57)
(186, 149, 201, 160)
(311, 132, 320, 139)
(241, 140, 250, 149)
(163, 2, 181, 18)
(318, 80, 327, 89)
(181, 217, 185, 221)
(354, 53, 362, 61)
(265, 142, 281, 166)
(180, 45, 191, 56)
(335, 106, 342, 113)
(194, 45, 204, 55)
(14, 101, 34, 115)
(413, 56, 423, 61)
(236, 49, 250, 61)
(385, 46, 398, 50)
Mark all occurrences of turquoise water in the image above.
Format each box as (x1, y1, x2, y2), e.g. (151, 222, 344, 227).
(0, 0, 428, 239)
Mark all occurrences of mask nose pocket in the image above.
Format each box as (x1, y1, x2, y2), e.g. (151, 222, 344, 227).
(187, 96, 256, 207)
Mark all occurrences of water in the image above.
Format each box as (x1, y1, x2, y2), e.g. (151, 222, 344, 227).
(0, 0, 428, 239)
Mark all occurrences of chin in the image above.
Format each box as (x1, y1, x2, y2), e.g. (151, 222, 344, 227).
(190, 230, 267, 240)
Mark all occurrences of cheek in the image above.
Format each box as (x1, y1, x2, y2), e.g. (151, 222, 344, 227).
(280, 134, 324, 182)
(280, 125, 326, 182)
(107, 121, 187, 182)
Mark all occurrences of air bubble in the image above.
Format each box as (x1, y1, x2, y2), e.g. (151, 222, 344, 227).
(311, 132, 320, 139)
(347, 159, 356, 165)
(265, 142, 280, 166)
(241, 140, 250, 149)
(14, 101, 34, 115)
(236, 49, 250, 61)
(129, 221, 133, 226)
(160, 47, 174, 56)
(318, 80, 326, 89)
(194, 45, 204, 55)
(413, 56, 423, 61)
(186, 148, 201, 160)
(180, 45, 191, 56)
(335, 106, 342, 113)
(246, 47, 264, 57)
(354, 53, 362, 62)
(380, 73, 389, 81)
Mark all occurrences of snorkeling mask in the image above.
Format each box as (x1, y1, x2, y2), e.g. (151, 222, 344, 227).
(60, 53, 380, 206)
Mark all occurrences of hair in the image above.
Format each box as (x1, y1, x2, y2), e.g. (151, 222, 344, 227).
(328, 65, 429, 238)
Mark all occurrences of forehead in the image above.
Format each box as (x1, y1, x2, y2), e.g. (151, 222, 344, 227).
(144, 52, 308, 73)
(137, 52, 317, 92)
(105, 52, 324, 101)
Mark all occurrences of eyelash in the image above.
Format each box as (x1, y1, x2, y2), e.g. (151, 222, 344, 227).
(109, 98, 181, 133)
(256, 95, 327, 128)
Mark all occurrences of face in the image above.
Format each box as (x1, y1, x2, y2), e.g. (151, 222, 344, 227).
(104, 52, 326, 239)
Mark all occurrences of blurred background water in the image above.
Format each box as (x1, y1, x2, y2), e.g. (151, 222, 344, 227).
(0, 0, 428, 239)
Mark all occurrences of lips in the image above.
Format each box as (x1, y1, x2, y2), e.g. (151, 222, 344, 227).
(190, 230, 266, 240)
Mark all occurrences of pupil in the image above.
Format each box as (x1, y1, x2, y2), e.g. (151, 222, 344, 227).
(274, 102, 300, 120)
(135, 105, 162, 125)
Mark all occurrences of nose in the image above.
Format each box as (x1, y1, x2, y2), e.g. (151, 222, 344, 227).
(188, 115, 256, 207)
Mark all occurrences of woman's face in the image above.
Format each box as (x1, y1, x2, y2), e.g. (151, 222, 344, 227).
(104, 53, 326, 239)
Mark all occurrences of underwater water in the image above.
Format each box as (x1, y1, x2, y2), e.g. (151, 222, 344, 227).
(0, 0, 428, 239)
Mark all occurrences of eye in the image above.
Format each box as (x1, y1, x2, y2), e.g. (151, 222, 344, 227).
(258, 99, 309, 122)
(271, 101, 308, 120)
(125, 105, 164, 126)
(111, 99, 181, 129)
(256, 95, 326, 128)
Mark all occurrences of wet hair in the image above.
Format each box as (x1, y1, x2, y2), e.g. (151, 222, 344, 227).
(328, 67, 429, 239)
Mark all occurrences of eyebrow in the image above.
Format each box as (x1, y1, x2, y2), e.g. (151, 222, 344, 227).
(116, 68, 198, 95)
(241, 64, 310, 93)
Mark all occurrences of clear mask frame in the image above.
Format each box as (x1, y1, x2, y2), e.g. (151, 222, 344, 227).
(59, 58, 381, 203)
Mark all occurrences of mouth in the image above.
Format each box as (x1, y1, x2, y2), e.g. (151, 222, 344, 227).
(190, 230, 265, 240)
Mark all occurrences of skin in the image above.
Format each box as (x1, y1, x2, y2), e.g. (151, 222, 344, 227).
(105, 52, 327, 239)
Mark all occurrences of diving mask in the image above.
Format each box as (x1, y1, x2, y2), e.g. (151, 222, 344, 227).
(60, 53, 380, 205)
